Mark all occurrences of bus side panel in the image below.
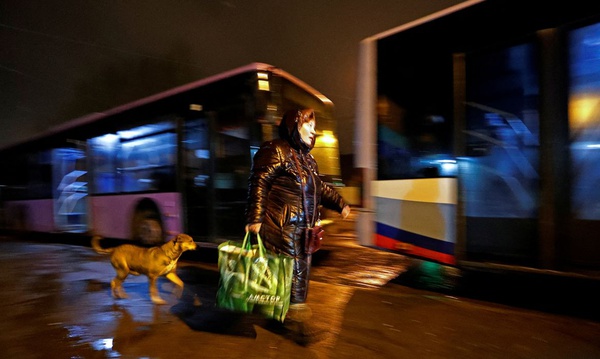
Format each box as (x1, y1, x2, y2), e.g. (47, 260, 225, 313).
(4, 199, 56, 233)
(90, 193, 183, 239)
(373, 179, 457, 265)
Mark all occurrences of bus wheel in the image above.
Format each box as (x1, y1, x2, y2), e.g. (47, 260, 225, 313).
(136, 217, 163, 246)
(131, 198, 164, 246)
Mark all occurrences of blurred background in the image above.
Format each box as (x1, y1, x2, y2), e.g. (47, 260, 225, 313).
(0, 0, 465, 155)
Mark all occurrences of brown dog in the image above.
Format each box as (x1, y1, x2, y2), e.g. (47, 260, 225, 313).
(91, 234, 197, 305)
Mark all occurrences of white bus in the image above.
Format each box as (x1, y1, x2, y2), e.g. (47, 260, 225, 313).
(355, 0, 600, 273)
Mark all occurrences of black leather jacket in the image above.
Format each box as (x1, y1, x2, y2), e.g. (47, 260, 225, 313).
(246, 112, 347, 258)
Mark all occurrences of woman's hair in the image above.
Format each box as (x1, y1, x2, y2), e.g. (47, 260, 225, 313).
(297, 109, 315, 125)
(278, 108, 316, 151)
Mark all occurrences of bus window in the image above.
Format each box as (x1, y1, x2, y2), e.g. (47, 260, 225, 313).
(90, 121, 177, 194)
(119, 124, 176, 193)
(376, 39, 455, 180)
(464, 43, 540, 219)
(90, 134, 119, 194)
(569, 21, 600, 221)
(52, 148, 88, 232)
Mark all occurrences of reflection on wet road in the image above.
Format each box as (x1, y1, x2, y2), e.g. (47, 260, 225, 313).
(311, 234, 409, 288)
(2, 235, 600, 359)
(0, 234, 402, 359)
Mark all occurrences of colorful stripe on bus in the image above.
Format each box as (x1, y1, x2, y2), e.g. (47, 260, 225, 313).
(372, 178, 457, 265)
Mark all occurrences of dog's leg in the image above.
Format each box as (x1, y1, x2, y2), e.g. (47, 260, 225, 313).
(148, 275, 167, 305)
(165, 272, 184, 298)
(111, 270, 129, 299)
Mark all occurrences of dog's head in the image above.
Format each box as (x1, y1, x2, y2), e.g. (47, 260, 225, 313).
(172, 233, 197, 252)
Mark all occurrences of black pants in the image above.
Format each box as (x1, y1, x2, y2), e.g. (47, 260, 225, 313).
(291, 253, 311, 303)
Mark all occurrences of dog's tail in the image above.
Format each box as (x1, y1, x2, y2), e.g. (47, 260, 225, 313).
(91, 235, 113, 255)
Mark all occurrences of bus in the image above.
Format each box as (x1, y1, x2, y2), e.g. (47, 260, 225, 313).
(355, 0, 600, 275)
(0, 63, 342, 247)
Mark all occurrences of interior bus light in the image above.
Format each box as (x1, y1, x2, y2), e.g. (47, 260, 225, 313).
(258, 80, 270, 91)
(93, 134, 119, 148)
(189, 104, 203, 111)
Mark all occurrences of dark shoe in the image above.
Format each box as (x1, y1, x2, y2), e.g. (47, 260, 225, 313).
(286, 303, 313, 322)
(284, 320, 327, 346)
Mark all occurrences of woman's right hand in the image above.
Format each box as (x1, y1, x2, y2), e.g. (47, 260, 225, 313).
(341, 205, 351, 219)
(245, 223, 262, 234)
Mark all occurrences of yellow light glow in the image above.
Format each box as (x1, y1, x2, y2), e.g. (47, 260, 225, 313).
(318, 130, 337, 145)
(257, 72, 269, 80)
(258, 80, 270, 91)
(569, 94, 600, 129)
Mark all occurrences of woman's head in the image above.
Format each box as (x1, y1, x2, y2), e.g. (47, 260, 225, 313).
(278, 108, 316, 151)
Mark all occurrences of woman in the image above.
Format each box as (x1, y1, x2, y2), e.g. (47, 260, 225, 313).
(245, 108, 350, 341)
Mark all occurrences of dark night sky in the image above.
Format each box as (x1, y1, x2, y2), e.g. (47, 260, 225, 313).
(0, 0, 464, 154)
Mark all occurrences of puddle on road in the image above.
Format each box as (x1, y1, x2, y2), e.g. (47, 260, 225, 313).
(91, 338, 116, 353)
(62, 324, 122, 358)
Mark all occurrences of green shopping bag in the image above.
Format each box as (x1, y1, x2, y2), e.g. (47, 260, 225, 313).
(216, 232, 293, 322)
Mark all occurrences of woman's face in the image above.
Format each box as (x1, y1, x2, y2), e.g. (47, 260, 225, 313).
(299, 119, 316, 147)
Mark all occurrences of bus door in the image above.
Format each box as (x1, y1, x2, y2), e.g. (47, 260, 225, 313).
(183, 109, 251, 244)
(461, 42, 540, 265)
(52, 146, 88, 233)
(210, 109, 252, 241)
(183, 116, 214, 241)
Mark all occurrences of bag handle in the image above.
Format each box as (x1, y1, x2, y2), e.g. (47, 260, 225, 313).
(241, 231, 266, 258)
(255, 232, 266, 257)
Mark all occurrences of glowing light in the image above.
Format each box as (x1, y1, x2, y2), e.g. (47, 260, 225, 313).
(117, 122, 173, 140)
(318, 130, 337, 145)
(257, 72, 269, 79)
(92, 133, 119, 148)
(121, 137, 155, 148)
(258, 80, 270, 91)
(569, 95, 600, 129)
(571, 141, 600, 149)
(441, 162, 457, 175)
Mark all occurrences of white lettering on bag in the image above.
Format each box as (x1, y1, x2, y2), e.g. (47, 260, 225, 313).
(246, 294, 282, 305)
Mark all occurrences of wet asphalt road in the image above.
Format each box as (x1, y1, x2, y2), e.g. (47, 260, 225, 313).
(1, 231, 600, 359)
